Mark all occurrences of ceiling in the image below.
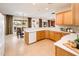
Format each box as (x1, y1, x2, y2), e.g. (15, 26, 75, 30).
(0, 3, 71, 19)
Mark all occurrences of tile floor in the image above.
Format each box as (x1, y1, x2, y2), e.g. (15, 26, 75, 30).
(5, 34, 55, 56)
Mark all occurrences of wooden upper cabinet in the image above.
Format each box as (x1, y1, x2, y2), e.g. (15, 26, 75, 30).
(73, 4, 79, 25)
(56, 10, 73, 25)
(56, 4, 79, 26)
(64, 11, 73, 25)
(56, 13, 64, 25)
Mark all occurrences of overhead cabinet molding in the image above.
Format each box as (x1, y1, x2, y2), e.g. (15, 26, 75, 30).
(56, 4, 79, 26)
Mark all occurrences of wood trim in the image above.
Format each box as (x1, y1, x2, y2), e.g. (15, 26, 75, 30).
(56, 10, 72, 15)
(71, 4, 75, 25)
(55, 46, 75, 56)
(24, 32, 29, 44)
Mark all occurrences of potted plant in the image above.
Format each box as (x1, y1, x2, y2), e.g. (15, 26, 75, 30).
(75, 33, 79, 49)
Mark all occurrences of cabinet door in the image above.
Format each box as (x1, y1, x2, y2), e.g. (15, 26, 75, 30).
(36, 31, 45, 41)
(45, 30, 50, 39)
(74, 4, 79, 25)
(54, 32, 62, 41)
(64, 11, 73, 25)
(24, 32, 29, 44)
(56, 13, 64, 25)
(55, 46, 75, 56)
(50, 31, 55, 41)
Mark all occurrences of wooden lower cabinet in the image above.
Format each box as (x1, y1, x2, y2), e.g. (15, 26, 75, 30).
(36, 31, 45, 41)
(49, 31, 69, 42)
(54, 46, 75, 56)
(45, 30, 50, 39)
(36, 31, 66, 41)
(54, 32, 62, 42)
(24, 32, 29, 44)
(49, 31, 55, 41)
(24, 30, 69, 44)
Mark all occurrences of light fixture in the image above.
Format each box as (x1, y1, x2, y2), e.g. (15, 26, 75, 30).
(32, 3, 36, 5)
(45, 8, 49, 10)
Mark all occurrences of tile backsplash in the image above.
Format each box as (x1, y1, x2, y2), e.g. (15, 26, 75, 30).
(59, 25, 79, 32)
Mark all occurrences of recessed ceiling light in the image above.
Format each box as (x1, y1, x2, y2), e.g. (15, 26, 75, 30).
(32, 3, 36, 5)
(45, 8, 49, 10)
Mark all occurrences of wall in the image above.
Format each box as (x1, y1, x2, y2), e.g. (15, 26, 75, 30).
(13, 16, 49, 28)
(58, 25, 79, 32)
(0, 13, 5, 55)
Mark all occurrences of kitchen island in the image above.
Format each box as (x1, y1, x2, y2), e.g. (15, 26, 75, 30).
(54, 33, 79, 56)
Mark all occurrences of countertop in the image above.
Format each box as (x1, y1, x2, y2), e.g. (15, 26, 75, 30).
(24, 27, 78, 55)
(24, 27, 70, 33)
(54, 33, 79, 56)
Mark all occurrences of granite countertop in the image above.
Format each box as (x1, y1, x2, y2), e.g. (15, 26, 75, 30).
(54, 33, 79, 56)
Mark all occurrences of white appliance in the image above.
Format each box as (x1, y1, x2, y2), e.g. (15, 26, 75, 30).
(0, 13, 5, 56)
(29, 32, 36, 44)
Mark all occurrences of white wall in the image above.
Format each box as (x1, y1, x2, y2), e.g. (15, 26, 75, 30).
(0, 13, 5, 55)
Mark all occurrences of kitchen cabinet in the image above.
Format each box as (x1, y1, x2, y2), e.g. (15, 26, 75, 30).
(56, 13, 64, 25)
(36, 30, 69, 42)
(73, 4, 79, 25)
(24, 32, 36, 44)
(64, 11, 73, 25)
(49, 31, 69, 42)
(51, 21, 55, 27)
(56, 10, 73, 25)
(54, 46, 75, 56)
(45, 30, 50, 39)
(24, 32, 29, 44)
(36, 31, 45, 41)
(56, 4, 79, 26)
(24, 30, 69, 44)
(49, 31, 55, 41)
(54, 32, 62, 41)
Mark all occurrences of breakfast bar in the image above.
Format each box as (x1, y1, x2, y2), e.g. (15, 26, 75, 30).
(54, 33, 79, 56)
